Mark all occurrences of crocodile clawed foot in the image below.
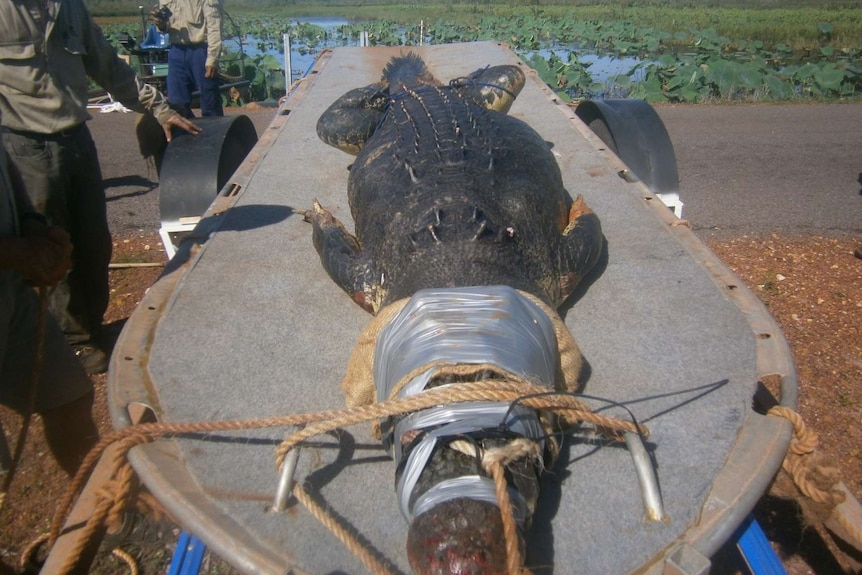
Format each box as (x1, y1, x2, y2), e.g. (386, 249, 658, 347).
(302, 198, 335, 225)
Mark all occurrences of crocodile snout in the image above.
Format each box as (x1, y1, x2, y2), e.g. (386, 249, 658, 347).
(407, 498, 521, 575)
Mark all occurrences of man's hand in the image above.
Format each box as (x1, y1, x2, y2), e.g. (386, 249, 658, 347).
(161, 112, 202, 142)
(205, 65, 217, 79)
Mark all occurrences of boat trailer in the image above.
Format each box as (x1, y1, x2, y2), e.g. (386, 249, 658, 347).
(38, 42, 862, 575)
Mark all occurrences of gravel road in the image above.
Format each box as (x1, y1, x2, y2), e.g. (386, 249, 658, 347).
(88, 102, 862, 242)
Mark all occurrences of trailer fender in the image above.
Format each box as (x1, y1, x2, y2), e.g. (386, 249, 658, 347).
(575, 99, 682, 215)
(157, 114, 258, 258)
(159, 114, 258, 224)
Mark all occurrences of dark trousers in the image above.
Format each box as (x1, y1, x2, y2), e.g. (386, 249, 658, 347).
(1, 125, 111, 343)
(167, 44, 224, 118)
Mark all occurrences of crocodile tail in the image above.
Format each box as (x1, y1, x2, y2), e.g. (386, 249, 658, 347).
(382, 52, 435, 88)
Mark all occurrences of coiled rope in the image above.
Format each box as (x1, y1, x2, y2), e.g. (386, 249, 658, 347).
(767, 405, 862, 552)
(768, 406, 845, 507)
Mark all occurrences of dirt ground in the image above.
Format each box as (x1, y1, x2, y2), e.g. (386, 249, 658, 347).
(1, 104, 861, 574)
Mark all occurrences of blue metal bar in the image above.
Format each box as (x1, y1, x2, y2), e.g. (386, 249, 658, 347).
(736, 515, 787, 575)
(167, 530, 207, 575)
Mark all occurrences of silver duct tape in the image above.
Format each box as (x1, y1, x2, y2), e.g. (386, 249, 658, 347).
(392, 402, 544, 464)
(374, 286, 561, 523)
(374, 285, 559, 402)
(395, 402, 545, 520)
(411, 475, 528, 526)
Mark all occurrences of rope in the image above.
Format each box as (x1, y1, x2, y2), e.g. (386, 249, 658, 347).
(52, 433, 146, 575)
(291, 482, 403, 575)
(767, 405, 862, 555)
(483, 439, 540, 575)
(488, 461, 529, 575)
(446, 438, 540, 574)
(110, 547, 139, 575)
(0, 286, 48, 511)
(273, 378, 642, 574)
(19, 533, 50, 572)
(766, 406, 862, 557)
(767, 406, 845, 507)
(274, 378, 646, 468)
(37, 378, 643, 574)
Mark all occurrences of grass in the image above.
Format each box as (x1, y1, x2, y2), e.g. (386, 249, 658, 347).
(92, 1, 862, 103)
(91, 1, 862, 51)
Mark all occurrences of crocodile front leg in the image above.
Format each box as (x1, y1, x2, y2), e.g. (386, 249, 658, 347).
(303, 200, 381, 313)
(557, 194, 603, 305)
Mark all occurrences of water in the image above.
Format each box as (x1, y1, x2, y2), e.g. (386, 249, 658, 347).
(227, 17, 649, 92)
(580, 53, 646, 84)
(224, 17, 355, 79)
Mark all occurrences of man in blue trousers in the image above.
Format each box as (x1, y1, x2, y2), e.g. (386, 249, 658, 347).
(153, 0, 224, 118)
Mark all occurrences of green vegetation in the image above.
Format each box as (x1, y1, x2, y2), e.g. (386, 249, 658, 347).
(92, 1, 862, 51)
(94, 1, 862, 103)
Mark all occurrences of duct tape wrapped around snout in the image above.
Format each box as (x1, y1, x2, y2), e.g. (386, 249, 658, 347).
(392, 401, 540, 522)
(374, 285, 560, 402)
(371, 286, 559, 521)
(340, 286, 585, 409)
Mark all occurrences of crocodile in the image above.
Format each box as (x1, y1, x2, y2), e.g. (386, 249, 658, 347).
(306, 53, 603, 574)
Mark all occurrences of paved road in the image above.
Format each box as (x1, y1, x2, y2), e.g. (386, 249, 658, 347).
(88, 102, 862, 241)
(656, 103, 862, 240)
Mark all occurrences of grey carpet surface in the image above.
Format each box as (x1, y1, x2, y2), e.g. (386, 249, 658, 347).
(134, 42, 764, 574)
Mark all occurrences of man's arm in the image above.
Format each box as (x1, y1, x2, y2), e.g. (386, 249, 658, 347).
(204, 0, 223, 79)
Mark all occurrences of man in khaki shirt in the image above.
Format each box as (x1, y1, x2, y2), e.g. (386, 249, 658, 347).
(0, 0, 200, 373)
(153, 0, 224, 117)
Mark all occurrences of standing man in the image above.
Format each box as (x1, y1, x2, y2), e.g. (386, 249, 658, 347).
(0, 0, 201, 374)
(152, 0, 224, 118)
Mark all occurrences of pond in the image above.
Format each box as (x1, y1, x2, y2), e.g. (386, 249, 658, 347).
(224, 17, 650, 96)
(108, 14, 862, 104)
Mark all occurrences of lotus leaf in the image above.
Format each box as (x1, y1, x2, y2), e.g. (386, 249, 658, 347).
(814, 64, 846, 92)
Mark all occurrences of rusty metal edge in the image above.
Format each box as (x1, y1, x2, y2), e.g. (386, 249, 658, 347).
(615, 116, 798, 571)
